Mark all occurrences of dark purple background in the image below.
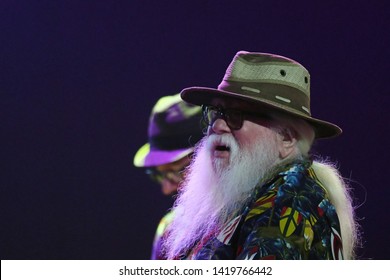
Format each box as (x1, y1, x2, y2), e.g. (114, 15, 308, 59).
(1, 1, 388, 259)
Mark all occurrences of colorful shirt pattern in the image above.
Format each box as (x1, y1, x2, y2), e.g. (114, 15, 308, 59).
(186, 160, 343, 260)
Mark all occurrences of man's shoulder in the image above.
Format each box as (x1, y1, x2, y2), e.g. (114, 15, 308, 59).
(258, 160, 316, 191)
(155, 211, 175, 236)
(245, 160, 328, 221)
(274, 159, 325, 191)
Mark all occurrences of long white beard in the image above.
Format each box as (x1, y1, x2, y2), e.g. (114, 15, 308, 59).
(164, 132, 280, 259)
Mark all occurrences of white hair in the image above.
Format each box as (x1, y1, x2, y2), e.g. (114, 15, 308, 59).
(269, 112, 315, 159)
(311, 160, 359, 259)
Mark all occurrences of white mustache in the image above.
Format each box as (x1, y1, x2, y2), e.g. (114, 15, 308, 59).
(205, 133, 239, 154)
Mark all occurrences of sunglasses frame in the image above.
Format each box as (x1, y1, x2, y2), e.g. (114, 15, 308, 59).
(145, 167, 186, 184)
(202, 105, 271, 131)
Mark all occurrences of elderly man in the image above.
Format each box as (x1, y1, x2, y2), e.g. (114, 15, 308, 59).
(163, 51, 359, 260)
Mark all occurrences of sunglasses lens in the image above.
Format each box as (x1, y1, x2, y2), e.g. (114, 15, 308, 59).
(202, 106, 244, 130)
(225, 109, 243, 130)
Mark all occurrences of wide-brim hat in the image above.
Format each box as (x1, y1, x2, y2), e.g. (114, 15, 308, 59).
(181, 51, 342, 139)
(133, 94, 203, 167)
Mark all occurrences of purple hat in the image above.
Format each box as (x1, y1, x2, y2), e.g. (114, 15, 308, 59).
(133, 94, 203, 167)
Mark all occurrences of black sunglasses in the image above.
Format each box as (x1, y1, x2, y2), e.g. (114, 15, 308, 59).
(202, 105, 270, 130)
(145, 167, 186, 184)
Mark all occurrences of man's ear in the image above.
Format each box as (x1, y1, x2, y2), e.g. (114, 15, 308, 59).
(277, 128, 298, 159)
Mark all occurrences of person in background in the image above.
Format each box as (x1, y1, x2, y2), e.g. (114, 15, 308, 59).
(133, 93, 203, 259)
(163, 51, 360, 260)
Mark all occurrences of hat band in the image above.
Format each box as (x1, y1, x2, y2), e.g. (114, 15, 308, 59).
(149, 134, 201, 151)
(218, 80, 311, 117)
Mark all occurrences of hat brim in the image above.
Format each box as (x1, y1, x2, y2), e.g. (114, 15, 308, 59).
(133, 143, 194, 167)
(181, 87, 342, 139)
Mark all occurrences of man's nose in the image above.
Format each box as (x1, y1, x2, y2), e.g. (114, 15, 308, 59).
(210, 117, 231, 135)
(161, 178, 177, 196)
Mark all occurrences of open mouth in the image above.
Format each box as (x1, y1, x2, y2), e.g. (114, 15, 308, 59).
(208, 135, 233, 158)
(215, 145, 230, 152)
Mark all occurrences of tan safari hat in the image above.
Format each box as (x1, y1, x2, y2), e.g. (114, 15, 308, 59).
(181, 51, 342, 139)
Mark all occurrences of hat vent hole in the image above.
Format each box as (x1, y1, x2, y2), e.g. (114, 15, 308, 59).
(280, 69, 286, 76)
(304, 77, 308, 83)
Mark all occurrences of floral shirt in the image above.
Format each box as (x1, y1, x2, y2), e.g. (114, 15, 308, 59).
(186, 160, 344, 260)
